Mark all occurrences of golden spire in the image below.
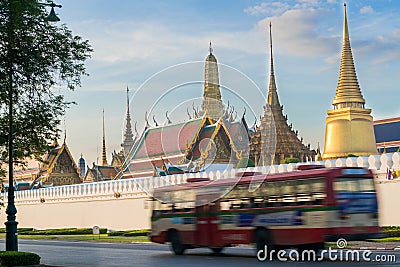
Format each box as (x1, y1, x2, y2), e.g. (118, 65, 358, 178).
(101, 109, 108, 166)
(332, 3, 365, 108)
(267, 22, 280, 107)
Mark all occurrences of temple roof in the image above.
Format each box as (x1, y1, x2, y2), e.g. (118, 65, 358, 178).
(332, 4, 365, 106)
(130, 117, 206, 160)
(85, 164, 119, 182)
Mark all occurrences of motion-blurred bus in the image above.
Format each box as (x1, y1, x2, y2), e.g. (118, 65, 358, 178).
(150, 166, 381, 255)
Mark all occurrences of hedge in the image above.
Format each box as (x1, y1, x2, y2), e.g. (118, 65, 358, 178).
(17, 228, 107, 235)
(0, 228, 33, 234)
(382, 226, 400, 237)
(236, 158, 255, 168)
(0, 251, 40, 266)
(108, 229, 150, 237)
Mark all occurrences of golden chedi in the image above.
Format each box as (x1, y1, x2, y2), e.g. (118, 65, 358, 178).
(322, 4, 377, 160)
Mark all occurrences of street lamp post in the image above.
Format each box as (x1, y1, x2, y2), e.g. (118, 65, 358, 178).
(5, 0, 62, 252)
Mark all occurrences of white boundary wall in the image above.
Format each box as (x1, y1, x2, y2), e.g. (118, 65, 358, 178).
(1, 153, 400, 230)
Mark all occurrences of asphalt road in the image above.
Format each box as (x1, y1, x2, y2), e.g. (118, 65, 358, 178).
(1, 239, 399, 267)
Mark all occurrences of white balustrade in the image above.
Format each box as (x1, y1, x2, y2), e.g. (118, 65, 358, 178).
(287, 163, 296, 172)
(278, 164, 287, 173)
(380, 153, 393, 171)
(324, 160, 335, 168)
(392, 153, 400, 170)
(368, 155, 382, 170)
(269, 165, 278, 174)
(335, 158, 346, 167)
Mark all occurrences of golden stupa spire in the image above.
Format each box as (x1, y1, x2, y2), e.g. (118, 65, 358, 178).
(267, 22, 280, 107)
(332, 3, 365, 108)
(101, 109, 108, 166)
(322, 3, 377, 160)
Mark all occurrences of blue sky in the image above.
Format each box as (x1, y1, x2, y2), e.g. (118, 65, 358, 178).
(51, 0, 400, 166)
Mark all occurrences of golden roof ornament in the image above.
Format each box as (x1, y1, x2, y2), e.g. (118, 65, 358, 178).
(332, 3, 365, 108)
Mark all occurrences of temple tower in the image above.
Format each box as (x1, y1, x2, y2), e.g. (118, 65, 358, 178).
(101, 109, 108, 166)
(122, 86, 135, 156)
(251, 22, 315, 165)
(78, 154, 86, 178)
(201, 42, 223, 121)
(322, 4, 377, 160)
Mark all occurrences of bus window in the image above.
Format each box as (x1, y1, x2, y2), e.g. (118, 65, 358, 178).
(359, 178, 374, 192)
(297, 179, 312, 205)
(282, 180, 296, 206)
(267, 181, 282, 207)
(170, 189, 195, 212)
(220, 200, 231, 210)
(151, 200, 171, 216)
(310, 178, 326, 205)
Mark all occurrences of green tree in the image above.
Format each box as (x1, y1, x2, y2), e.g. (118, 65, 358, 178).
(236, 158, 255, 168)
(0, 0, 92, 168)
(283, 158, 300, 164)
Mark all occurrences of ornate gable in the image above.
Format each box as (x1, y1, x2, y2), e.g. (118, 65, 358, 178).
(38, 141, 81, 186)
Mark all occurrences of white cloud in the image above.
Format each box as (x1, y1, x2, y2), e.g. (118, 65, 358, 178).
(360, 6, 374, 14)
(244, 2, 291, 16)
(256, 9, 339, 57)
(326, 0, 336, 3)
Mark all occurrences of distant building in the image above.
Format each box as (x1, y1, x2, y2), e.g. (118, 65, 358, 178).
(374, 117, 400, 153)
(78, 154, 86, 178)
(84, 163, 119, 182)
(13, 139, 82, 187)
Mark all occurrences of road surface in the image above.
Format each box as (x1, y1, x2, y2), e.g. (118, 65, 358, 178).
(1, 239, 399, 266)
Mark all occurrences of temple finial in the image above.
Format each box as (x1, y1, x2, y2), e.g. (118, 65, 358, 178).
(267, 22, 280, 107)
(126, 85, 130, 113)
(209, 41, 213, 54)
(101, 109, 108, 166)
(122, 85, 134, 156)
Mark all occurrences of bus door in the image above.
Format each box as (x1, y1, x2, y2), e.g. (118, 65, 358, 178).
(195, 200, 221, 246)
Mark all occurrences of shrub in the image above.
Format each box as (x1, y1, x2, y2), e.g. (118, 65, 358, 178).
(236, 158, 255, 168)
(108, 229, 150, 237)
(0, 228, 34, 234)
(382, 226, 400, 237)
(283, 158, 300, 164)
(21, 228, 107, 235)
(347, 154, 357, 157)
(0, 251, 40, 266)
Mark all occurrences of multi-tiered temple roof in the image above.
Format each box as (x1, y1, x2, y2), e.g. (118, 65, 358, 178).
(250, 23, 315, 165)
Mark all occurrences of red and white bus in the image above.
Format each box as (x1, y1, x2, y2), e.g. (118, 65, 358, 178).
(150, 166, 381, 255)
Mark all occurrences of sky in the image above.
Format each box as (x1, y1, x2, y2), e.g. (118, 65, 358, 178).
(49, 0, 400, 167)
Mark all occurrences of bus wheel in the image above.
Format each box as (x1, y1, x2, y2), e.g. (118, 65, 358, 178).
(170, 232, 185, 255)
(255, 229, 273, 253)
(210, 247, 224, 255)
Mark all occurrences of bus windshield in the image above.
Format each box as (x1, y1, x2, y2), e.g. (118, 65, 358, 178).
(333, 177, 375, 192)
(333, 177, 377, 214)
